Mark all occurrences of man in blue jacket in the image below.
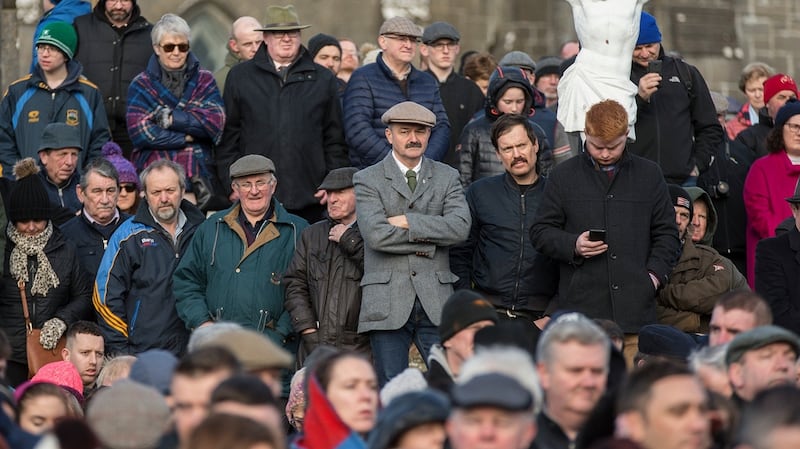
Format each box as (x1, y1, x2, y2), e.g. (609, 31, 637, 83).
(343, 16, 450, 168)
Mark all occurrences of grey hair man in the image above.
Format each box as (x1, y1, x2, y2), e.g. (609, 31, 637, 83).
(534, 313, 611, 449)
(726, 325, 800, 403)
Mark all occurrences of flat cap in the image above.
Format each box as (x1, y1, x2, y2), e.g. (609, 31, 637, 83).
(638, 324, 697, 361)
(229, 154, 276, 179)
(379, 17, 422, 38)
(318, 167, 358, 191)
(38, 122, 83, 152)
(381, 101, 436, 127)
(726, 325, 800, 365)
(451, 373, 532, 411)
(499, 51, 536, 72)
(422, 21, 459, 44)
(205, 329, 293, 370)
(535, 56, 562, 78)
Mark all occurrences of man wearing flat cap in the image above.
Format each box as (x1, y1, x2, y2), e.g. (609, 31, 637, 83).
(284, 166, 370, 365)
(174, 154, 308, 358)
(343, 16, 450, 168)
(353, 101, 470, 386)
(37, 122, 84, 224)
(217, 4, 348, 224)
(420, 21, 484, 168)
(726, 325, 800, 404)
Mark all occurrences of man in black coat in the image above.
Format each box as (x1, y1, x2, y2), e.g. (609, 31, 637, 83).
(73, 0, 152, 158)
(217, 5, 348, 223)
(531, 100, 679, 366)
(755, 180, 800, 335)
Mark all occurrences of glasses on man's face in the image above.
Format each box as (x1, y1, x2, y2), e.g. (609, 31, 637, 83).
(119, 184, 137, 193)
(785, 123, 800, 134)
(429, 41, 458, 51)
(234, 179, 274, 192)
(270, 30, 301, 39)
(106, 0, 132, 4)
(383, 34, 420, 45)
(160, 43, 190, 53)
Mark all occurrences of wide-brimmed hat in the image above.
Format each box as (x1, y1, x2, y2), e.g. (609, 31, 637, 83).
(255, 5, 311, 32)
(787, 177, 800, 204)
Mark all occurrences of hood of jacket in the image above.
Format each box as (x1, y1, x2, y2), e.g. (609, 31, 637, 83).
(485, 65, 534, 121)
(685, 186, 718, 245)
(31, 59, 85, 90)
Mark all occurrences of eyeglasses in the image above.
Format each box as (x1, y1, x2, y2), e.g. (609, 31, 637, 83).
(429, 41, 458, 51)
(785, 123, 800, 134)
(106, 0, 132, 4)
(36, 44, 60, 54)
(270, 30, 301, 39)
(120, 184, 137, 193)
(234, 179, 274, 191)
(383, 34, 421, 45)
(160, 43, 190, 53)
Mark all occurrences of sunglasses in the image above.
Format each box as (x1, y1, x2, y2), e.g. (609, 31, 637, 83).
(160, 43, 190, 53)
(120, 184, 137, 193)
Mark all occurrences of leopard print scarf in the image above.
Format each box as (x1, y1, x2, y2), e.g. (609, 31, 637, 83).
(8, 221, 59, 296)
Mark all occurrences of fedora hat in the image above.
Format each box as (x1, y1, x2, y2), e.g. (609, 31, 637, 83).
(256, 5, 311, 32)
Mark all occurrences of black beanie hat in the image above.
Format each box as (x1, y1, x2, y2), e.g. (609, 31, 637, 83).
(439, 290, 499, 342)
(9, 158, 52, 223)
(668, 183, 693, 219)
(308, 33, 341, 59)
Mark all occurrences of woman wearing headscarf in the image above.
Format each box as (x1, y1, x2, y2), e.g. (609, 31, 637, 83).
(0, 159, 93, 387)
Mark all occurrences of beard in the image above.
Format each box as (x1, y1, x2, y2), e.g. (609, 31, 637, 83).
(107, 9, 132, 24)
(155, 204, 177, 222)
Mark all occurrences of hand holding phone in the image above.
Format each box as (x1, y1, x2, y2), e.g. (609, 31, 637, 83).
(588, 229, 607, 242)
(647, 60, 663, 74)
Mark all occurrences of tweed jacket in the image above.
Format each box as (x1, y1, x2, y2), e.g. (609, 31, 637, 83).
(353, 154, 471, 332)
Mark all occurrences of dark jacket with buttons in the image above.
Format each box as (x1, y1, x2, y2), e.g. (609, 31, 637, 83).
(531, 150, 680, 333)
(60, 208, 130, 277)
(283, 218, 369, 363)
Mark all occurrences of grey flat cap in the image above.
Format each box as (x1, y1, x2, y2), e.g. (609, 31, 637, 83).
(379, 17, 422, 38)
(318, 167, 359, 191)
(229, 154, 276, 179)
(726, 325, 800, 365)
(451, 373, 532, 411)
(423, 21, 460, 44)
(381, 101, 436, 127)
(38, 122, 83, 152)
(499, 51, 537, 72)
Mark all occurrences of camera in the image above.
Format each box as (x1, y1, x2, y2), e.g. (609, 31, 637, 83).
(709, 180, 730, 199)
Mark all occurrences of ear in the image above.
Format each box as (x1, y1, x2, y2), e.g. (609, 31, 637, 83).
(76, 184, 86, 202)
(61, 346, 70, 361)
(385, 127, 393, 144)
(536, 362, 550, 391)
(227, 38, 237, 52)
(419, 45, 430, 57)
(378, 35, 388, 51)
(523, 420, 537, 446)
(616, 411, 645, 442)
(728, 362, 743, 390)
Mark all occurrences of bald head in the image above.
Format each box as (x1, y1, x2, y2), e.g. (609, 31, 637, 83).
(229, 16, 263, 61)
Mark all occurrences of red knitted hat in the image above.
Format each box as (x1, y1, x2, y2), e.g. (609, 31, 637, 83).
(763, 73, 798, 104)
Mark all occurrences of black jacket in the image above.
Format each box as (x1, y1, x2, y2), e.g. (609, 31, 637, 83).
(217, 45, 349, 211)
(427, 70, 485, 168)
(531, 150, 680, 333)
(0, 227, 93, 364)
(734, 110, 772, 160)
(755, 226, 800, 335)
(283, 218, 369, 363)
(629, 52, 723, 184)
(59, 209, 130, 277)
(450, 172, 557, 313)
(73, 2, 152, 144)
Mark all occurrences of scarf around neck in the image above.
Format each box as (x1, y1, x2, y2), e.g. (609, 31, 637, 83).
(160, 64, 187, 99)
(8, 221, 60, 296)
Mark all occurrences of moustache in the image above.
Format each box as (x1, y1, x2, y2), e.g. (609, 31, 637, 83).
(512, 157, 528, 165)
(405, 142, 423, 149)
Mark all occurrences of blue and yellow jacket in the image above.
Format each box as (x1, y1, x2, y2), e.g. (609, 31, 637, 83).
(93, 199, 205, 356)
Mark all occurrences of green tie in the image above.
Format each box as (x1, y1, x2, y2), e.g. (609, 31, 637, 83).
(405, 169, 417, 192)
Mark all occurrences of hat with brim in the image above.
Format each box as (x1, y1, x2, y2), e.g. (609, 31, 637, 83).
(318, 167, 358, 191)
(38, 122, 83, 152)
(787, 177, 800, 204)
(230, 154, 276, 179)
(726, 325, 800, 365)
(381, 101, 436, 127)
(255, 5, 311, 32)
(451, 373, 532, 411)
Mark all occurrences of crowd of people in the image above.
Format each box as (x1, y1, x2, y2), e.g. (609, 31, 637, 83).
(0, 1, 800, 449)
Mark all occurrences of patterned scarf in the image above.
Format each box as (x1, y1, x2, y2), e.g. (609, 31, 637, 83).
(8, 221, 59, 296)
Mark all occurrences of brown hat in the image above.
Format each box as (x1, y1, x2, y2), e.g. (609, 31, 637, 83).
(255, 5, 311, 32)
(379, 17, 422, 38)
(229, 154, 276, 179)
(318, 167, 358, 191)
(204, 329, 293, 371)
(381, 101, 436, 127)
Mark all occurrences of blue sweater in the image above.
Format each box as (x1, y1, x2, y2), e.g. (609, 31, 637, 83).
(343, 53, 450, 168)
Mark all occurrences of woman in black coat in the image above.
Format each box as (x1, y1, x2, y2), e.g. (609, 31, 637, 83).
(0, 159, 92, 387)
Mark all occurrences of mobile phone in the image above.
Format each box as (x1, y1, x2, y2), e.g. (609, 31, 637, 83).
(647, 60, 663, 75)
(588, 229, 607, 242)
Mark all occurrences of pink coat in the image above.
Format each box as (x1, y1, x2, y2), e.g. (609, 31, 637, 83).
(743, 151, 800, 286)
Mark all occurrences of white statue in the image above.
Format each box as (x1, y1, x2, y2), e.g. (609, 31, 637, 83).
(557, 0, 647, 137)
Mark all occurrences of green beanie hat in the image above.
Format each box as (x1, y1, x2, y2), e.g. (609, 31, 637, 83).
(36, 21, 77, 60)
